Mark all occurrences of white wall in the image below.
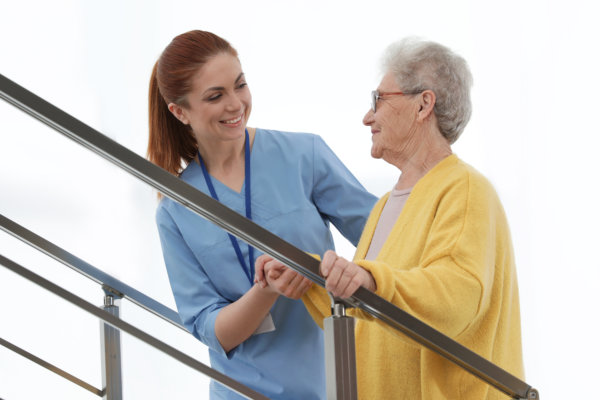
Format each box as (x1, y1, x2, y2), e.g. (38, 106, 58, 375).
(1, 0, 599, 398)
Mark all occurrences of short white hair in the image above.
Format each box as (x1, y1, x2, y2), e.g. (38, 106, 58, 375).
(382, 37, 473, 144)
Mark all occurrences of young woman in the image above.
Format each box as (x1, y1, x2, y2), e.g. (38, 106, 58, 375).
(147, 30, 377, 400)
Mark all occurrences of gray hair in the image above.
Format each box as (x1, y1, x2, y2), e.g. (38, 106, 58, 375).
(381, 38, 473, 144)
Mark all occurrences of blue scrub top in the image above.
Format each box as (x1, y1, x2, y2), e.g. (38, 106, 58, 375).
(156, 129, 377, 399)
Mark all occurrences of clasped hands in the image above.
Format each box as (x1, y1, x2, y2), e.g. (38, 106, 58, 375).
(254, 250, 376, 300)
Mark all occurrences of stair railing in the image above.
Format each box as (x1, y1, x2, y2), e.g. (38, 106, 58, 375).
(1, 73, 539, 399)
(0, 215, 269, 399)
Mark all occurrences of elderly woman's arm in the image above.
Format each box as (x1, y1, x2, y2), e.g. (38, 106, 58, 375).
(328, 169, 506, 341)
(321, 169, 504, 344)
(318, 251, 482, 340)
(352, 257, 482, 338)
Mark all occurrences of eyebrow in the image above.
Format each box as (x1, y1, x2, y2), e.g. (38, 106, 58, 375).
(202, 73, 245, 95)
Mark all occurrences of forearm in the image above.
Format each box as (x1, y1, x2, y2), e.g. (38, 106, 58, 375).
(214, 284, 279, 352)
(355, 258, 482, 337)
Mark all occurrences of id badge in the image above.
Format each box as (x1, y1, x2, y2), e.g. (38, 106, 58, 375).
(253, 312, 276, 335)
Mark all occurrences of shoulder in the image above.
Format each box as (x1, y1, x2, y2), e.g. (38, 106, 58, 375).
(155, 190, 191, 227)
(454, 158, 499, 203)
(424, 155, 495, 193)
(155, 196, 175, 224)
(415, 155, 501, 210)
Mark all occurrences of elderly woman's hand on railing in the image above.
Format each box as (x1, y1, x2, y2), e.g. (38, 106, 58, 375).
(320, 250, 376, 298)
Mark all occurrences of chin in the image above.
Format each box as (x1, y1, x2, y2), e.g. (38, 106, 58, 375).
(223, 125, 245, 136)
(371, 147, 382, 159)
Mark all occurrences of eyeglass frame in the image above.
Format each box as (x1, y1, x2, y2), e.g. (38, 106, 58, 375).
(370, 90, 424, 112)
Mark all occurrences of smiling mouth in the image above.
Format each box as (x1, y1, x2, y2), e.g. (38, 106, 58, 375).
(221, 114, 243, 124)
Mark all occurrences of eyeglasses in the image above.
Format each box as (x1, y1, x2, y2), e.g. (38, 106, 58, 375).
(370, 90, 421, 112)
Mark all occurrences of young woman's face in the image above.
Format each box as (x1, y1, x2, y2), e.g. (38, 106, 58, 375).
(172, 52, 252, 145)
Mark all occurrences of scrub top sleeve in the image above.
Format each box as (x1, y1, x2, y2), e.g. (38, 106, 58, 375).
(155, 205, 232, 358)
(311, 135, 377, 246)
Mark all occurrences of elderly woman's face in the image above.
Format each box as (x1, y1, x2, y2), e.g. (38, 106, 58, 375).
(363, 72, 420, 163)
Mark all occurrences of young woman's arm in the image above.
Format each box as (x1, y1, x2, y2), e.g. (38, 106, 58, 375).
(216, 267, 312, 352)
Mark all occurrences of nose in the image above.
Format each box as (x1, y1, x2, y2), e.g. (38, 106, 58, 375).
(225, 92, 244, 112)
(363, 108, 375, 126)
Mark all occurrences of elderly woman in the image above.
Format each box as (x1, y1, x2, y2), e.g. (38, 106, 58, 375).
(256, 38, 525, 399)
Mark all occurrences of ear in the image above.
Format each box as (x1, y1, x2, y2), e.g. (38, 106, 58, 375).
(167, 103, 190, 125)
(416, 90, 436, 122)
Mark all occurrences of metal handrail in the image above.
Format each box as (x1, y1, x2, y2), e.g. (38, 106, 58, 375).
(0, 214, 184, 331)
(0, 254, 269, 400)
(0, 336, 104, 396)
(0, 73, 538, 399)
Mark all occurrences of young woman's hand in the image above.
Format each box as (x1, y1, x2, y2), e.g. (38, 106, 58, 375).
(254, 255, 313, 299)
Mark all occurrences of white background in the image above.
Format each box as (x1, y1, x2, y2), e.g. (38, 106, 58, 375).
(1, 0, 599, 398)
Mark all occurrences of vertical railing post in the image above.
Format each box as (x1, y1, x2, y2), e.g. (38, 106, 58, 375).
(324, 296, 358, 400)
(100, 286, 123, 400)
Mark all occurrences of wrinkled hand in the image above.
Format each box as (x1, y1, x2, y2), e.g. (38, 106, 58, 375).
(321, 250, 376, 298)
(254, 255, 313, 300)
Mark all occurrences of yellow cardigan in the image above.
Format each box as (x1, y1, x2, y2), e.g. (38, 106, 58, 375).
(303, 154, 524, 399)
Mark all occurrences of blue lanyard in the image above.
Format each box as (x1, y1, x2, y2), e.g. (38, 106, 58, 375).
(198, 129, 255, 285)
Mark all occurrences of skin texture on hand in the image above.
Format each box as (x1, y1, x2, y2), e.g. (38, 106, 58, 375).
(254, 255, 313, 299)
(255, 251, 376, 299)
(320, 250, 376, 298)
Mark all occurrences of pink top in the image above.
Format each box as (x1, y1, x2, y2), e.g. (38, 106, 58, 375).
(365, 187, 412, 260)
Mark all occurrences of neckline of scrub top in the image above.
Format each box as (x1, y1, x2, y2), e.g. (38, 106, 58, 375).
(197, 128, 255, 285)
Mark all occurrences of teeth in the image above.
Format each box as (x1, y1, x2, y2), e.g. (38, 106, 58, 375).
(223, 115, 242, 124)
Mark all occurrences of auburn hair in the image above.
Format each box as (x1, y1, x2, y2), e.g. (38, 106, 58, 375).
(147, 30, 238, 177)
